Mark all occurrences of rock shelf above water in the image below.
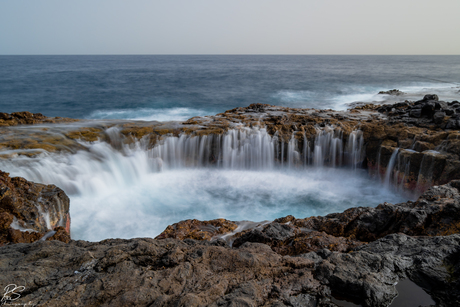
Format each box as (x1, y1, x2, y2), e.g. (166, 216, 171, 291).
(1, 97, 460, 306)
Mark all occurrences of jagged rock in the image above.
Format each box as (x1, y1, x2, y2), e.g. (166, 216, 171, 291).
(0, 234, 459, 306)
(410, 108, 422, 118)
(155, 218, 238, 241)
(0, 111, 77, 127)
(0, 171, 70, 245)
(2, 102, 460, 306)
(423, 94, 439, 101)
(155, 181, 460, 267)
(434, 111, 447, 125)
(294, 181, 460, 241)
(378, 89, 405, 95)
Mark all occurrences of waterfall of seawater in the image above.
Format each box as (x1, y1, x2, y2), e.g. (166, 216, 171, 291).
(379, 146, 442, 196)
(0, 125, 407, 241)
(384, 148, 400, 188)
(150, 126, 365, 170)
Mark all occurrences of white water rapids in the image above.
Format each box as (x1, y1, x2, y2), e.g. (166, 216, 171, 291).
(0, 126, 407, 241)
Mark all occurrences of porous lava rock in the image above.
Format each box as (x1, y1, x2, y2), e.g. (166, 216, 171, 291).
(0, 234, 459, 306)
(0, 171, 70, 245)
(0, 111, 78, 127)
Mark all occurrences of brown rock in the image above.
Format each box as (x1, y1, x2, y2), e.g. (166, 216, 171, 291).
(156, 218, 238, 241)
(0, 171, 70, 245)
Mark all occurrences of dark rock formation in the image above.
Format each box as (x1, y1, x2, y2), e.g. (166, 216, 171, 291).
(0, 233, 459, 306)
(0, 171, 70, 245)
(378, 89, 405, 95)
(158, 181, 460, 253)
(2, 101, 460, 306)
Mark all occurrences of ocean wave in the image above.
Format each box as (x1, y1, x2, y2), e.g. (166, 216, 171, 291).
(86, 107, 210, 122)
(273, 83, 460, 111)
(271, 90, 316, 103)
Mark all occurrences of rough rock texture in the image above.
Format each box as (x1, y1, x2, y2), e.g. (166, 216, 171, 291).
(0, 234, 459, 307)
(294, 180, 460, 241)
(1, 99, 460, 306)
(0, 111, 78, 127)
(0, 171, 70, 246)
(378, 89, 405, 96)
(156, 219, 239, 241)
(157, 181, 460, 255)
(366, 95, 460, 192)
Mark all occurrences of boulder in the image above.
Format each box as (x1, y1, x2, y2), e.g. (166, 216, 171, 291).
(0, 171, 70, 245)
(378, 89, 405, 95)
(423, 94, 439, 101)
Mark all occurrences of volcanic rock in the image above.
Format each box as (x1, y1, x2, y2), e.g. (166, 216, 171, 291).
(0, 171, 70, 245)
(0, 233, 459, 306)
(378, 89, 405, 95)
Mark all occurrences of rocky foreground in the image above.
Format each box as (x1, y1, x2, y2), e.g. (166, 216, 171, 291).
(1, 94, 460, 306)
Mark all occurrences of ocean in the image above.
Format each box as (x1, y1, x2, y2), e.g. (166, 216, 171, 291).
(1, 55, 459, 120)
(0, 55, 459, 241)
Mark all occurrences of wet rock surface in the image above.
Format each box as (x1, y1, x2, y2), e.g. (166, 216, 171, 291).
(378, 89, 405, 96)
(0, 171, 70, 246)
(0, 111, 78, 127)
(158, 181, 460, 252)
(2, 97, 460, 194)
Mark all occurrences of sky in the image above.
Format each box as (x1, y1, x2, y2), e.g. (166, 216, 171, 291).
(0, 0, 459, 55)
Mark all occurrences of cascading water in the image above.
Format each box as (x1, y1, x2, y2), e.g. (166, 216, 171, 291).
(384, 148, 400, 188)
(0, 125, 407, 241)
(151, 126, 364, 170)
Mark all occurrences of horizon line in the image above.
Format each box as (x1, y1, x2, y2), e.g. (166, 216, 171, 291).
(1, 53, 460, 56)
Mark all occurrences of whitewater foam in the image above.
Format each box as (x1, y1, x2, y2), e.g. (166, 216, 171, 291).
(86, 107, 210, 122)
(0, 129, 406, 242)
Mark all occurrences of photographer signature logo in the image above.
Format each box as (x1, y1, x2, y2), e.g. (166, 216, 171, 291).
(1, 284, 34, 307)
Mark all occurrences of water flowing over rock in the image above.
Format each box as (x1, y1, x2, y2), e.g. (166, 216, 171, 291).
(1, 99, 460, 306)
(0, 171, 70, 245)
(2, 99, 460, 195)
(148, 126, 364, 170)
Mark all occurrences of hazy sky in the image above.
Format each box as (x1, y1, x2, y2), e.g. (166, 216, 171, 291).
(1, 0, 459, 55)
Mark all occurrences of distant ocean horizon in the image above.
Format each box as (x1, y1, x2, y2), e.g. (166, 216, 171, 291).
(1, 55, 459, 121)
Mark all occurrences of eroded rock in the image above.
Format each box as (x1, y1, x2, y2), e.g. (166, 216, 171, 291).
(0, 171, 70, 245)
(0, 234, 459, 306)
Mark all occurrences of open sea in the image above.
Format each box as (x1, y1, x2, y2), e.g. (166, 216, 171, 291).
(1, 55, 460, 120)
(1, 55, 459, 241)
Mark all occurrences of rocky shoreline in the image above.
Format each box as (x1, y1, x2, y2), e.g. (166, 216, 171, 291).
(1, 95, 460, 306)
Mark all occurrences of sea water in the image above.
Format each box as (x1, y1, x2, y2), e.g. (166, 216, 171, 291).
(0, 55, 458, 241)
(1, 55, 459, 119)
(0, 136, 406, 241)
